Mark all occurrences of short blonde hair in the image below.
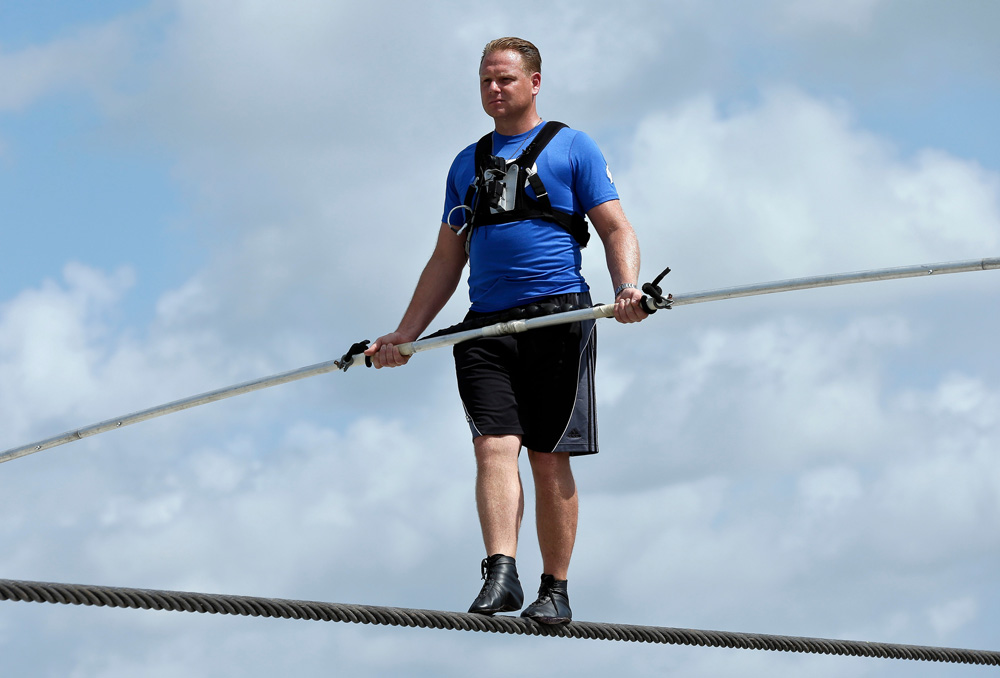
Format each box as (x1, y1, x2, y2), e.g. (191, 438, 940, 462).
(481, 37, 541, 75)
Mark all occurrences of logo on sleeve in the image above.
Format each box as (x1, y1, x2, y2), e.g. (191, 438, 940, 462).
(606, 164, 614, 185)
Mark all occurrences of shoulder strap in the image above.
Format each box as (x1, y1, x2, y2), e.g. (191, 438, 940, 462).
(473, 131, 494, 173)
(517, 121, 567, 169)
(459, 132, 495, 220)
(519, 122, 592, 248)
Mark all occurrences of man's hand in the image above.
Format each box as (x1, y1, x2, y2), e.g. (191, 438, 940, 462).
(364, 331, 413, 369)
(613, 287, 649, 324)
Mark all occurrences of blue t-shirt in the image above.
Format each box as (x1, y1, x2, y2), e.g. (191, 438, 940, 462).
(442, 123, 619, 312)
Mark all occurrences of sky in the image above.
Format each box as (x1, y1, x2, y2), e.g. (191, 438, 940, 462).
(1, 1, 998, 676)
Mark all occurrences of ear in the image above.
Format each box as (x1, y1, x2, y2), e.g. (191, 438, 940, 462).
(531, 71, 541, 95)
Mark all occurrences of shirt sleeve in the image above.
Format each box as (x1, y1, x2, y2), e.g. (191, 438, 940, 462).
(569, 131, 619, 213)
(442, 143, 477, 227)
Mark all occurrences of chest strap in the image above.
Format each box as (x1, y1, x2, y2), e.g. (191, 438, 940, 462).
(459, 121, 590, 248)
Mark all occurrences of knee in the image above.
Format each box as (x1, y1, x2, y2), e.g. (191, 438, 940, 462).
(475, 434, 522, 466)
(527, 450, 571, 480)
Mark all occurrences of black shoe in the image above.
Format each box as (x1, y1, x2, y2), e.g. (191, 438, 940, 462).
(468, 554, 524, 615)
(521, 574, 571, 624)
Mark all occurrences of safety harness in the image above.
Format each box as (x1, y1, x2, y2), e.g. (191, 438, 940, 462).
(450, 121, 591, 250)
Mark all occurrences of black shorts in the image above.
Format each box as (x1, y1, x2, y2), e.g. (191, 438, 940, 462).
(453, 292, 598, 455)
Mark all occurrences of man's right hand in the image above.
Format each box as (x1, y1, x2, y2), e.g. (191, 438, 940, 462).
(364, 332, 413, 369)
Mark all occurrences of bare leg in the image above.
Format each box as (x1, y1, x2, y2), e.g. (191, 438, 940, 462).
(474, 434, 524, 557)
(527, 450, 577, 580)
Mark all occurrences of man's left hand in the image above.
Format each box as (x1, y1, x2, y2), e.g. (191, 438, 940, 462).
(613, 287, 649, 324)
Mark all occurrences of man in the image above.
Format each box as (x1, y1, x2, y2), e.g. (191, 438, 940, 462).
(365, 37, 647, 624)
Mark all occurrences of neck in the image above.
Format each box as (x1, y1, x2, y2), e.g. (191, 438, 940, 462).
(494, 114, 543, 136)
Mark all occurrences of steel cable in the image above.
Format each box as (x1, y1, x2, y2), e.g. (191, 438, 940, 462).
(2, 578, 997, 665)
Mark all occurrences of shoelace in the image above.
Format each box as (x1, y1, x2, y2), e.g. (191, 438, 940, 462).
(534, 586, 553, 604)
(477, 558, 502, 598)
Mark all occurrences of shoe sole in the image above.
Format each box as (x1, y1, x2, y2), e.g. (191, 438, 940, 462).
(522, 615, 571, 625)
(469, 609, 522, 616)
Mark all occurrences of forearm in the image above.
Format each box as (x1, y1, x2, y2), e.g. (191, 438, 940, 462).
(589, 199, 648, 324)
(589, 200, 641, 292)
(394, 255, 465, 341)
(602, 224, 641, 293)
(391, 222, 468, 341)
(366, 225, 467, 368)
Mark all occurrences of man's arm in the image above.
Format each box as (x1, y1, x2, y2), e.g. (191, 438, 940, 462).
(588, 199, 648, 324)
(365, 223, 469, 368)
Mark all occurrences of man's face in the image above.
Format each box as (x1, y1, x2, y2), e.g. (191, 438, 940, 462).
(479, 50, 541, 124)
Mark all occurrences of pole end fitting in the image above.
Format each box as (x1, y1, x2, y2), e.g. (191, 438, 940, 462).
(640, 266, 673, 313)
(336, 340, 372, 371)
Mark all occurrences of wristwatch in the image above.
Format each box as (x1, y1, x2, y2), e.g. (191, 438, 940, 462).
(614, 282, 637, 297)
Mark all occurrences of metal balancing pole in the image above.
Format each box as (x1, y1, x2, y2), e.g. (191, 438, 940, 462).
(1, 257, 997, 465)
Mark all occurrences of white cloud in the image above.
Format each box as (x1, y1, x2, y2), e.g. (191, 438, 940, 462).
(775, 0, 885, 33)
(616, 88, 1000, 292)
(580, 305, 999, 650)
(0, 19, 133, 112)
(927, 596, 978, 638)
(0, 263, 133, 440)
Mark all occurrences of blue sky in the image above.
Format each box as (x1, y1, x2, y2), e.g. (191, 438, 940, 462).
(1, 2, 999, 677)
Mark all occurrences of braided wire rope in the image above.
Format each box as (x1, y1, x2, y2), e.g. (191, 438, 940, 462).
(2, 579, 997, 665)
